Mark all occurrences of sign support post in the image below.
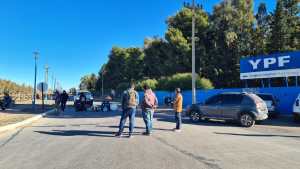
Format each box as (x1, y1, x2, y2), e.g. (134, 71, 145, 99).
(42, 83, 44, 111)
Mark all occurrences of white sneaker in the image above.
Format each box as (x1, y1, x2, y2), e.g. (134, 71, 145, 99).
(174, 129, 182, 132)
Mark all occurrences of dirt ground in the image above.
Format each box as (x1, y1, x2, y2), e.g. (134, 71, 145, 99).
(0, 102, 53, 127)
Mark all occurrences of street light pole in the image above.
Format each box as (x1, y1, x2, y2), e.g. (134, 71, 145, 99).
(102, 72, 104, 97)
(44, 64, 49, 101)
(191, 0, 197, 104)
(32, 51, 39, 111)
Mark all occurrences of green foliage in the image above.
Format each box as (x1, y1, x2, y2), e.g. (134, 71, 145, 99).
(268, 0, 299, 53)
(79, 74, 97, 92)
(158, 73, 214, 91)
(136, 79, 158, 91)
(69, 88, 77, 95)
(81, 0, 300, 91)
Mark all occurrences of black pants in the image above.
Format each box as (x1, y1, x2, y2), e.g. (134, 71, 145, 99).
(175, 112, 182, 130)
(61, 102, 67, 112)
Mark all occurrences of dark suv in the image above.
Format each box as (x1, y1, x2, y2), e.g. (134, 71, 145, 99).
(186, 92, 268, 127)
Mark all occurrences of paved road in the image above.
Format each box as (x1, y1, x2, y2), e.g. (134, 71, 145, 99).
(1, 107, 300, 169)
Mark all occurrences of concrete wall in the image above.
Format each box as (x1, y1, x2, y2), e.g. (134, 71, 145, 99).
(139, 87, 300, 115)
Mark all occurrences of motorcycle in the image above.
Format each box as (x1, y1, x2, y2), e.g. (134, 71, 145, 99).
(75, 100, 87, 112)
(0, 96, 12, 111)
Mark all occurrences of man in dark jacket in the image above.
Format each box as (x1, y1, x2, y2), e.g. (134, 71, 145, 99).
(60, 90, 69, 112)
(115, 82, 139, 138)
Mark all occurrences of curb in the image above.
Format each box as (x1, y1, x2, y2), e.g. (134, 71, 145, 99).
(0, 109, 55, 134)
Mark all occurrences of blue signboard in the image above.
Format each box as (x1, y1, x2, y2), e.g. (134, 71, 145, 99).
(240, 51, 300, 79)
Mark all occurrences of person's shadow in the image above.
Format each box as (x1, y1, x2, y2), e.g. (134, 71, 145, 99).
(35, 130, 116, 138)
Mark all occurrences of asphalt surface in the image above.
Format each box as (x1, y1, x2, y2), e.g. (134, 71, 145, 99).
(1, 106, 300, 169)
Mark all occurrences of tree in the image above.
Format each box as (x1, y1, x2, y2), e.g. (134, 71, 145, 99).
(143, 38, 171, 78)
(268, 0, 293, 52)
(103, 47, 129, 89)
(253, 3, 271, 54)
(69, 88, 77, 95)
(167, 6, 209, 75)
(165, 27, 190, 73)
(283, 0, 300, 50)
(79, 74, 97, 92)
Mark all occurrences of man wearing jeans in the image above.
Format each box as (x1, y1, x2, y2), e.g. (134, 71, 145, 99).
(141, 84, 158, 136)
(116, 83, 139, 138)
(173, 88, 183, 132)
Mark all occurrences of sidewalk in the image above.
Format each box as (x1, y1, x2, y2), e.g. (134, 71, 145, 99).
(0, 102, 53, 127)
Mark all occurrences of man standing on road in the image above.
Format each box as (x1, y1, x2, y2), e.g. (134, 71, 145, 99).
(115, 82, 139, 138)
(60, 90, 69, 112)
(141, 84, 158, 136)
(173, 88, 183, 132)
(54, 90, 61, 113)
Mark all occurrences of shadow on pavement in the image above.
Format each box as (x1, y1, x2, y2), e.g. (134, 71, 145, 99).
(155, 113, 239, 127)
(155, 111, 300, 128)
(97, 125, 174, 132)
(35, 130, 116, 138)
(45, 109, 121, 119)
(214, 132, 300, 138)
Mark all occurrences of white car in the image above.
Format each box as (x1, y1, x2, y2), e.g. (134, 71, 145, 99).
(293, 93, 300, 122)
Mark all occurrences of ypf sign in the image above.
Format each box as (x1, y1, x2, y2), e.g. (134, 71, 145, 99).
(240, 51, 300, 80)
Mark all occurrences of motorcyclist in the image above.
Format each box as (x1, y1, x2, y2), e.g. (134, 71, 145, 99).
(79, 93, 87, 111)
(3, 92, 12, 108)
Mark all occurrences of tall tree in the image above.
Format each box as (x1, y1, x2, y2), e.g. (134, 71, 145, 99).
(143, 38, 171, 78)
(167, 6, 209, 76)
(253, 3, 271, 54)
(268, 0, 292, 52)
(283, 0, 300, 50)
(79, 73, 97, 92)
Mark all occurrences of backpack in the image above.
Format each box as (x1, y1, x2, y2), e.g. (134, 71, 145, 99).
(126, 89, 137, 107)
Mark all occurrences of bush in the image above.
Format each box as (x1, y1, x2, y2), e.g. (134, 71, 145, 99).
(157, 73, 214, 91)
(136, 79, 158, 91)
(196, 77, 214, 90)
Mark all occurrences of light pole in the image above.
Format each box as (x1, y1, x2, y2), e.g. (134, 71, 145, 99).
(191, 0, 197, 104)
(44, 64, 49, 101)
(102, 72, 104, 97)
(32, 51, 39, 111)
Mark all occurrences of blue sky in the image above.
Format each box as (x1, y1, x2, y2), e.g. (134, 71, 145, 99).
(0, 0, 276, 90)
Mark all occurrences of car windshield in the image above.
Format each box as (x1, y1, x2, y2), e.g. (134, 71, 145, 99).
(257, 94, 273, 101)
(248, 94, 265, 103)
(78, 92, 92, 99)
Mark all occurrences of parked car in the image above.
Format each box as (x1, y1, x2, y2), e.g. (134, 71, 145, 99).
(256, 93, 279, 118)
(186, 92, 268, 127)
(293, 93, 300, 122)
(74, 91, 94, 111)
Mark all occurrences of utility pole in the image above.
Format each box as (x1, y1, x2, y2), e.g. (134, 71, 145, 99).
(102, 72, 104, 97)
(191, 0, 197, 104)
(54, 78, 57, 91)
(44, 64, 49, 101)
(32, 51, 39, 111)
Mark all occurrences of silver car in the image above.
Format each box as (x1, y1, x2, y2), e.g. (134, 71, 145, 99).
(186, 92, 268, 127)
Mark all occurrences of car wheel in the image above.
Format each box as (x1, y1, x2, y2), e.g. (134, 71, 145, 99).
(190, 111, 201, 123)
(240, 113, 255, 127)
